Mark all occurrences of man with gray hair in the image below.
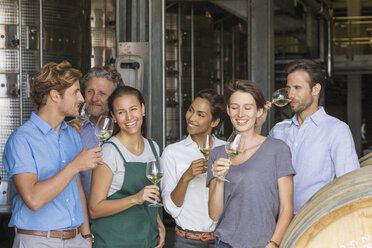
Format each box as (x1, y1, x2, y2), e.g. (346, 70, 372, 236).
(69, 65, 124, 204)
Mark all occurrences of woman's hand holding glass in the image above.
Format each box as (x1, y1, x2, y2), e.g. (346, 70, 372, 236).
(218, 131, 245, 182)
(146, 160, 164, 207)
(183, 158, 208, 181)
(212, 158, 231, 182)
(134, 184, 161, 206)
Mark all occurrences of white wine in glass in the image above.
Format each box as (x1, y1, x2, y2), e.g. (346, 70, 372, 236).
(94, 115, 114, 165)
(94, 115, 114, 146)
(76, 103, 90, 123)
(146, 160, 164, 207)
(199, 135, 213, 159)
(271, 88, 291, 107)
(226, 149, 241, 158)
(221, 132, 244, 183)
(96, 130, 113, 143)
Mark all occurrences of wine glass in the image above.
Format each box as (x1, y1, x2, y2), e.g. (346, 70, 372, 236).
(199, 135, 213, 159)
(76, 102, 90, 123)
(146, 160, 164, 207)
(221, 131, 245, 182)
(271, 88, 291, 107)
(94, 115, 114, 146)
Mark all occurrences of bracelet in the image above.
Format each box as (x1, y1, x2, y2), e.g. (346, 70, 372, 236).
(268, 240, 280, 248)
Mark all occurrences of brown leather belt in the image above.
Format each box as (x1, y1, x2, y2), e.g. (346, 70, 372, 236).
(175, 225, 214, 242)
(16, 228, 80, 240)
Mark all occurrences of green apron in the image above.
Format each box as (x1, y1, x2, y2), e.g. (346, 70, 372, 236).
(91, 139, 159, 248)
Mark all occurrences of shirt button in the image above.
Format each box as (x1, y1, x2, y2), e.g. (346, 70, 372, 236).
(62, 160, 66, 163)
(72, 218, 75, 221)
(294, 143, 298, 147)
(66, 199, 69, 203)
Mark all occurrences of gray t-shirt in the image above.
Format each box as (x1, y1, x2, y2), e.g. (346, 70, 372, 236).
(207, 138, 295, 248)
(102, 136, 160, 197)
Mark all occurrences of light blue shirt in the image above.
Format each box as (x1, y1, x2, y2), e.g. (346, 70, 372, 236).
(3, 112, 84, 230)
(269, 107, 359, 214)
(79, 119, 99, 202)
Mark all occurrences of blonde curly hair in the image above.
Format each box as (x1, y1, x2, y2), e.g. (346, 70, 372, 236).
(30, 60, 82, 109)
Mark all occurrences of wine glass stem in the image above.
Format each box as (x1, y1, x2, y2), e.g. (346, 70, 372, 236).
(153, 183, 159, 204)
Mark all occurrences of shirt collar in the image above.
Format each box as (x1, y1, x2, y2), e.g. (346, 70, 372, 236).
(184, 134, 218, 147)
(184, 134, 195, 146)
(83, 118, 95, 128)
(292, 106, 325, 127)
(30, 112, 68, 135)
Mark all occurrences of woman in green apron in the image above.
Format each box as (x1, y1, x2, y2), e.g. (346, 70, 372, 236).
(89, 86, 166, 248)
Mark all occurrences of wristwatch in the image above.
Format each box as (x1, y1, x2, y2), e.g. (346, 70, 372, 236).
(82, 233, 95, 243)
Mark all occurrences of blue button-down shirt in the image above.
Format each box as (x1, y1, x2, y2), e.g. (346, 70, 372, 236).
(3, 112, 84, 230)
(269, 107, 359, 214)
(79, 119, 99, 202)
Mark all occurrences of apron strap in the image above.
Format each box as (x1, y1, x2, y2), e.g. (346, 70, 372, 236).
(105, 141, 127, 163)
(147, 139, 159, 161)
(106, 139, 158, 163)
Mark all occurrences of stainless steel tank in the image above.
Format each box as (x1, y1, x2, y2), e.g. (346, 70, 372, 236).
(90, 0, 116, 67)
(0, 0, 89, 214)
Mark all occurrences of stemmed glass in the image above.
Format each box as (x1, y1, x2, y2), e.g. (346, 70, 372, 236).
(271, 88, 291, 107)
(94, 115, 114, 146)
(94, 115, 114, 165)
(146, 160, 164, 207)
(221, 131, 245, 182)
(76, 103, 90, 123)
(199, 135, 213, 159)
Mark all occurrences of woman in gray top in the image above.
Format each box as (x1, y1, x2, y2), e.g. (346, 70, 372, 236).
(207, 80, 295, 248)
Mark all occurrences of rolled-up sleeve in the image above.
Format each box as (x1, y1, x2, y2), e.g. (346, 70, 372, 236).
(331, 122, 360, 177)
(160, 147, 183, 218)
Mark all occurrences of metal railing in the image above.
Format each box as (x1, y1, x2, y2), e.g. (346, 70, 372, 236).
(333, 16, 372, 58)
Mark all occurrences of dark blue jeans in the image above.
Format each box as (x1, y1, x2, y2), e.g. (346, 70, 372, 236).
(215, 237, 233, 248)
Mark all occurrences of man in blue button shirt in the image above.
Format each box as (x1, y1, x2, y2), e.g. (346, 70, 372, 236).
(68, 66, 123, 205)
(257, 60, 359, 215)
(3, 61, 102, 247)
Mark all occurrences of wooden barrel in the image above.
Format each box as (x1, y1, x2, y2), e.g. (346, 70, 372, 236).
(280, 165, 372, 248)
(359, 152, 372, 167)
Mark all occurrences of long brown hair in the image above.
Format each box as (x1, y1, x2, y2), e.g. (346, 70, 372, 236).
(108, 86, 147, 137)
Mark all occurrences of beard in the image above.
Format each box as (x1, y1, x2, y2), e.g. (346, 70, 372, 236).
(87, 103, 108, 117)
(291, 96, 314, 114)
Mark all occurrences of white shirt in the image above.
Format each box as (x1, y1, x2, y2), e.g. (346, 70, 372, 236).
(102, 136, 160, 197)
(160, 135, 225, 232)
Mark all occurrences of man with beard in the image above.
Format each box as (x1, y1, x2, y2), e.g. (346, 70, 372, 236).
(69, 66, 123, 203)
(257, 60, 359, 215)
